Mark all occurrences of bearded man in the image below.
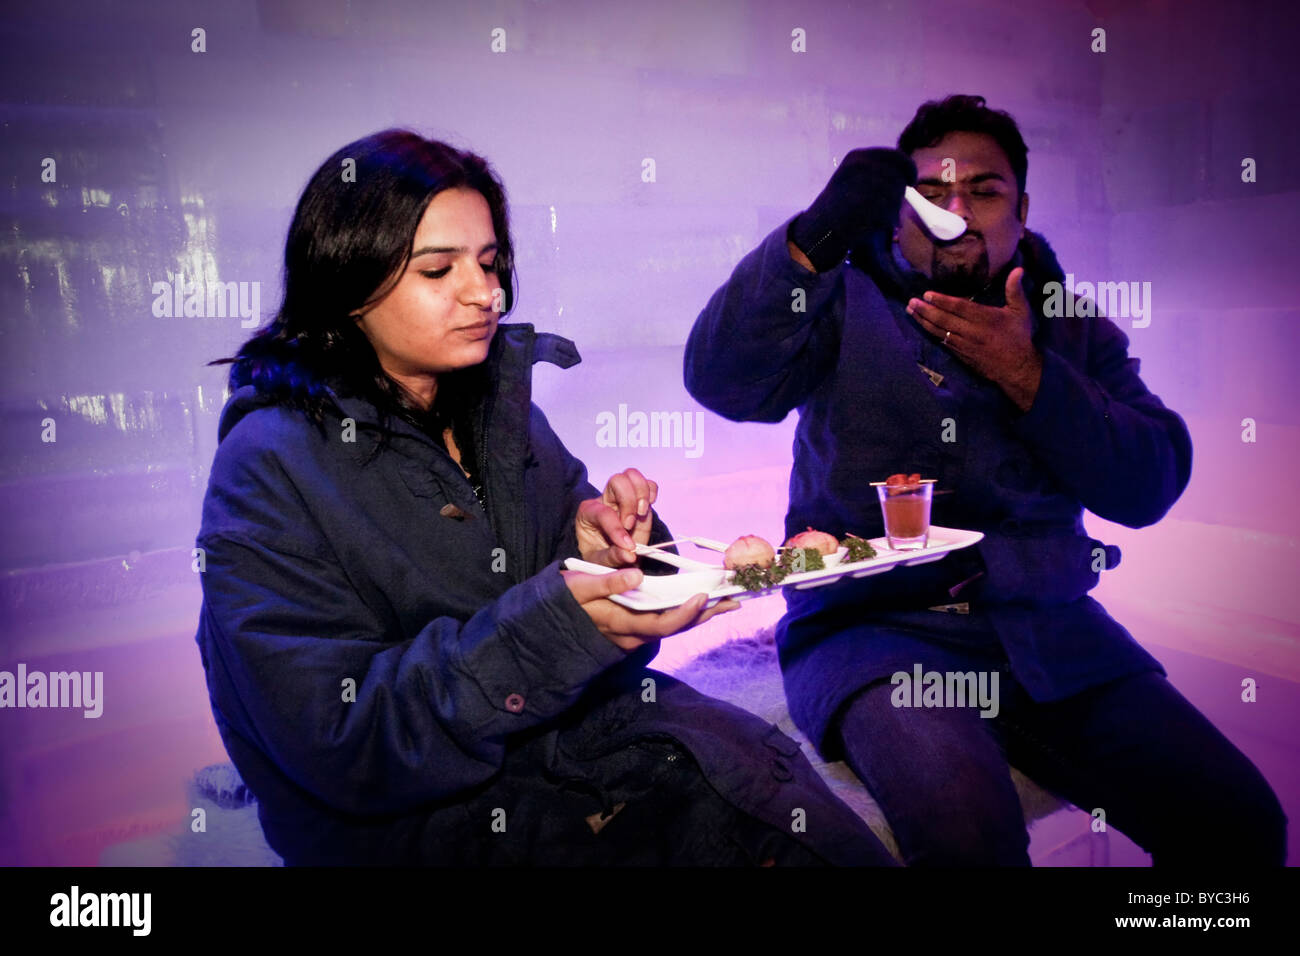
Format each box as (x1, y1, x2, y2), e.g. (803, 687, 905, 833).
(683, 95, 1286, 866)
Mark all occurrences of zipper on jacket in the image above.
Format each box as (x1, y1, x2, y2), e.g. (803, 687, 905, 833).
(444, 435, 489, 521)
(472, 392, 491, 521)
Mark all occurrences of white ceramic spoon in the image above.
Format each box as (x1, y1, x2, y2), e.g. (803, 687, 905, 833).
(903, 185, 967, 240)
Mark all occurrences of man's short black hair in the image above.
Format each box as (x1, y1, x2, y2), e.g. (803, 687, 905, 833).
(897, 94, 1028, 198)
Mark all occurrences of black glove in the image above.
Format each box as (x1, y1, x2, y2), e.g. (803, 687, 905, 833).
(788, 148, 917, 273)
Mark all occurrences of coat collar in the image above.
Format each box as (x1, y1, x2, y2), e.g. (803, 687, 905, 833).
(319, 323, 581, 442)
(216, 323, 582, 469)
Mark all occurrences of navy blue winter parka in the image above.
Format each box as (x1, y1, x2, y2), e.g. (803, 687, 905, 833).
(684, 218, 1194, 759)
(193, 322, 891, 865)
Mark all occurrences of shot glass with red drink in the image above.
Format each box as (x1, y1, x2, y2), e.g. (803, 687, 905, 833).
(875, 473, 934, 551)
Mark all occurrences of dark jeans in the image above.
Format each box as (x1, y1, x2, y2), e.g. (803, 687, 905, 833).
(835, 666, 1288, 866)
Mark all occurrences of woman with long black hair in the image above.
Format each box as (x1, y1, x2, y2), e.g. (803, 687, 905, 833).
(194, 128, 896, 865)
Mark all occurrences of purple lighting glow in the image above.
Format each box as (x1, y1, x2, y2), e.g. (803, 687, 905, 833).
(0, 0, 1297, 880)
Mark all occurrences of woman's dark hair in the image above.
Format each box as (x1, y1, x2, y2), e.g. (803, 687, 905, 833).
(208, 128, 516, 458)
(897, 94, 1028, 198)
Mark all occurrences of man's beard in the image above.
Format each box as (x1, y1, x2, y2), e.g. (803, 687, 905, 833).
(929, 235, 990, 298)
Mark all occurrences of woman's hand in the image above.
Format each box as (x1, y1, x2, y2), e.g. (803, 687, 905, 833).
(575, 467, 660, 568)
(562, 567, 741, 652)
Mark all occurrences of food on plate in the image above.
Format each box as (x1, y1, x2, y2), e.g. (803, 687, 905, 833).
(720, 524, 887, 592)
(726, 534, 784, 592)
(841, 533, 877, 563)
(724, 534, 776, 570)
(783, 527, 839, 556)
(883, 472, 923, 492)
(731, 563, 788, 592)
(778, 546, 825, 573)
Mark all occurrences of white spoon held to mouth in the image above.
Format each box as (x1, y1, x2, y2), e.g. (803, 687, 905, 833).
(903, 186, 967, 241)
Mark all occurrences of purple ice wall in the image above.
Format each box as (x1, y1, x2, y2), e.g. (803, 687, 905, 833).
(1, 0, 1298, 867)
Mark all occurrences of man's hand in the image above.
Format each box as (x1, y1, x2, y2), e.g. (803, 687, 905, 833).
(562, 568, 741, 652)
(906, 266, 1044, 412)
(788, 147, 917, 273)
(574, 467, 659, 568)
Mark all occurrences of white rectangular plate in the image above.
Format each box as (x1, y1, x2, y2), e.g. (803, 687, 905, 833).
(563, 526, 985, 611)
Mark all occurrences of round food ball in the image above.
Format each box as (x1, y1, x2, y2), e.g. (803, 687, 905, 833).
(784, 526, 839, 556)
(724, 534, 776, 570)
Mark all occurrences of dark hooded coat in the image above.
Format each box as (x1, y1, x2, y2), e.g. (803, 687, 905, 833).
(684, 218, 1192, 758)
(194, 322, 894, 865)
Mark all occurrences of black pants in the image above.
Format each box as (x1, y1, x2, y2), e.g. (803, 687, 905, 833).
(835, 667, 1287, 866)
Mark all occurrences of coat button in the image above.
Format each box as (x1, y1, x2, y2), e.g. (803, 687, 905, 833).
(762, 724, 802, 757)
(770, 758, 794, 782)
(504, 693, 525, 713)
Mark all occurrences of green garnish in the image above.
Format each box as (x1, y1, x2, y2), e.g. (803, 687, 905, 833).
(730, 539, 869, 593)
(731, 565, 770, 592)
(731, 562, 792, 592)
(778, 547, 824, 573)
(842, 534, 877, 563)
